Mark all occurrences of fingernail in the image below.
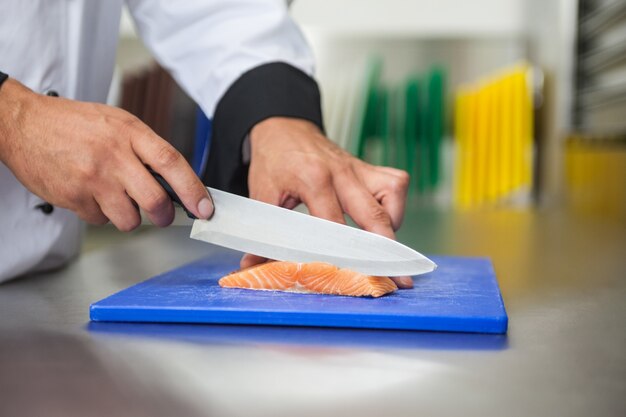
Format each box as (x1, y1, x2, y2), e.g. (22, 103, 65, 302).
(198, 197, 214, 219)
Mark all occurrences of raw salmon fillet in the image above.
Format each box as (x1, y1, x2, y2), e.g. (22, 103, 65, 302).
(219, 261, 397, 298)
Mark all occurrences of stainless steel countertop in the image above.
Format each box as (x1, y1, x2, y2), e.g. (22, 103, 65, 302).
(1, 206, 625, 417)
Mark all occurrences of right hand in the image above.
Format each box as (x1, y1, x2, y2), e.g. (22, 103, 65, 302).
(0, 78, 213, 231)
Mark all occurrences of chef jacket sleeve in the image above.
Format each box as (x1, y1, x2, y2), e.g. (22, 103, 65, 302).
(125, 0, 324, 195)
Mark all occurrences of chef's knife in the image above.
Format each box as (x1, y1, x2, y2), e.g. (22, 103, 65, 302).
(151, 171, 436, 277)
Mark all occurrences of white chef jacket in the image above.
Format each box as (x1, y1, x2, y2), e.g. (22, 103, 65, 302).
(0, 0, 315, 283)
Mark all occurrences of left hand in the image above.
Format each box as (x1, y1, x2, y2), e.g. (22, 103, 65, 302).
(241, 117, 413, 288)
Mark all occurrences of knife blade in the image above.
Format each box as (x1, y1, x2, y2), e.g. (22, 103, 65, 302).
(193, 188, 436, 277)
(150, 170, 436, 276)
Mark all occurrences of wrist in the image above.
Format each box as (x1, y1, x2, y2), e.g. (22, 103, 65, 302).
(250, 117, 322, 147)
(0, 78, 37, 163)
(203, 63, 324, 195)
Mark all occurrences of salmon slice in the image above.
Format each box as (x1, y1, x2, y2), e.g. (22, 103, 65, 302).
(219, 261, 398, 298)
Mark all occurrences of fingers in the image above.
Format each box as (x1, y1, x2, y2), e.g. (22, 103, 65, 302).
(339, 166, 413, 287)
(248, 179, 282, 206)
(391, 276, 414, 289)
(94, 189, 141, 232)
(130, 129, 213, 219)
(76, 198, 109, 226)
(301, 185, 346, 225)
(120, 161, 175, 227)
(359, 166, 410, 230)
(240, 253, 269, 269)
(334, 173, 396, 239)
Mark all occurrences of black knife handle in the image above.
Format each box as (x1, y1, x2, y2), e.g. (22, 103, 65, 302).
(148, 168, 197, 219)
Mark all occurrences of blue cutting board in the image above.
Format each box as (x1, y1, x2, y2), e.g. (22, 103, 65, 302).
(90, 251, 507, 334)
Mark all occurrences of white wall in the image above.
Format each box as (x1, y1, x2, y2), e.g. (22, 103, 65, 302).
(291, 0, 525, 38)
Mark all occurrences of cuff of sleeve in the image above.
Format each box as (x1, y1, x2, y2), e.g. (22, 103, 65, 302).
(202, 62, 324, 196)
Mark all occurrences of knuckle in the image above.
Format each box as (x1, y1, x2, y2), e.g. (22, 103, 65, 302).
(104, 113, 143, 142)
(119, 114, 143, 132)
(390, 170, 410, 192)
(368, 203, 392, 226)
(304, 162, 332, 186)
(332, 161, 353, 178)
(141, 189, 170, 214)
(397, 169, 410, 185)
(78, 164, 99, 182)
(154, 145, 181, 169)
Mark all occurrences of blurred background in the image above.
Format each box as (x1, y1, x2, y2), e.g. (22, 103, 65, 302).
(110, 0, 626, 219)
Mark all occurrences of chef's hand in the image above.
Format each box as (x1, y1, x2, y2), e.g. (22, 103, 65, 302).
(241, 117, 413, 288)
(0, 78, 213, 231)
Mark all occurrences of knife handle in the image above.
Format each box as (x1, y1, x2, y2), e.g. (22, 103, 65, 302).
(148, 168, 197, 219)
